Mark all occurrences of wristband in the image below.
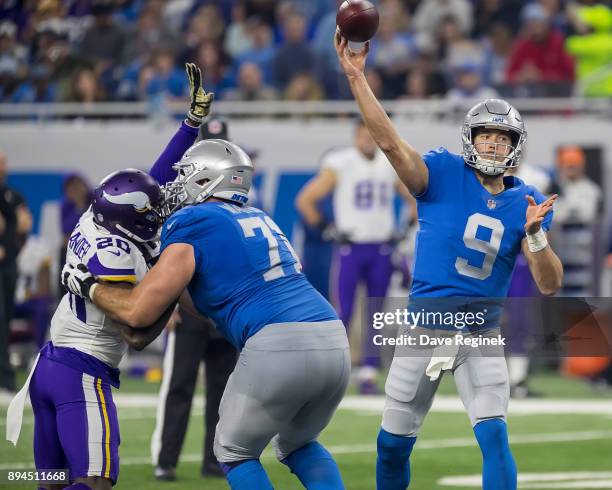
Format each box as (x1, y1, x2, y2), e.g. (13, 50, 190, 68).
(526, 228, 548, 253)
(183, 118, 200, 130)
(89, 283, 99, 303)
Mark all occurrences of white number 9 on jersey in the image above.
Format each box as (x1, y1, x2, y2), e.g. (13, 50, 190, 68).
(455, 213, 505, 280)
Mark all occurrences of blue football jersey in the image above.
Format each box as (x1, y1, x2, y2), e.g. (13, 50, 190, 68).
(411, 148, 553, 299)
(160, 202, 338, 349)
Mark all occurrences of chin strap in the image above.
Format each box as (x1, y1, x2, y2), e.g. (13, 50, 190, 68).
(194, 175, 225, 204)
(115, 223, 147, 243)
(473, 156, 507, 176)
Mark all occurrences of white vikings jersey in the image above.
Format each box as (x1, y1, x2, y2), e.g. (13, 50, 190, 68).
(50, 209, 154, 368)
(322, 147, 397, 243)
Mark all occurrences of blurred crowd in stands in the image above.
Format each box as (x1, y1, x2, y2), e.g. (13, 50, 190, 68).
(1, 0, 612, 104)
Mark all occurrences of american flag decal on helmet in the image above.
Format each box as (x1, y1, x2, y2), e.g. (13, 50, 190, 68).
(231, 175, 243, 185)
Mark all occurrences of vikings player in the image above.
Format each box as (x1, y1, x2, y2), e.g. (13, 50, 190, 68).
(62, 140, 350, 489)
(334, 31, 563, 490)
(6, 63, 213, 490)
(297, 119, 414, 393)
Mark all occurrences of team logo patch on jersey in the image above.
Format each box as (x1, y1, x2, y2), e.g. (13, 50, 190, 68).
(231, 175, 244, 185)
(487, 199, 497, 210)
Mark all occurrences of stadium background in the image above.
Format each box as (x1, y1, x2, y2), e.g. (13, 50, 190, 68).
(2, 0, 612, 489)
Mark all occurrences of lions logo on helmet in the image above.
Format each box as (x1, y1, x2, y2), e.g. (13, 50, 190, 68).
(461, 99, 527, 176)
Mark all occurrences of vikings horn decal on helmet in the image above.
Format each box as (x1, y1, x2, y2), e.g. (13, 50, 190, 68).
(92, 169, 163, 243)
(461, 99, 527, 176)
(162, 139, 254, 216)
(102, 190, 152, 210)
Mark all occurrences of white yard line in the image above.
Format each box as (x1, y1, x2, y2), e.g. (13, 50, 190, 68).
(440, 472, 612, 488)
(2, 395, 612, 430)
(0, 409, 205, 427)
(338, 395, 612, 415)
(2, 429, 612, 470)
(2, 394, 612, 415)
(324, 429, 612, 454)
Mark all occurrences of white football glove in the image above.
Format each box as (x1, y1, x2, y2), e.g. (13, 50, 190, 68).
(62, 263, 97, 301)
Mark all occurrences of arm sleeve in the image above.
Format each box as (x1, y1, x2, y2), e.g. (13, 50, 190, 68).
(414, 147, 450, 202)
(149, 121, 199, 185)
(87, 246, 137, 283)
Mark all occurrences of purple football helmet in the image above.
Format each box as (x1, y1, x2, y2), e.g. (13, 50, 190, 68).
(92, 169, 163, 243)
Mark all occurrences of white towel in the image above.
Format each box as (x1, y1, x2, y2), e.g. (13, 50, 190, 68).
(425, 355, 456, 381)
(6, 353, 40, 445)
(425, 336, 459, 381)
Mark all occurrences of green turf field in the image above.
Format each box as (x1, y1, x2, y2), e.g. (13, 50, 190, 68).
(2, 372, 612, 489)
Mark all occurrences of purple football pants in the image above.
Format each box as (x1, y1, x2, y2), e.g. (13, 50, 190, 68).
(29, 356, 120, 484)
(505, 254, 537, 355)
(331, 242, 394, 367)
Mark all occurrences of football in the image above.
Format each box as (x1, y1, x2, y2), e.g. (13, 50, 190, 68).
(336, 0, 379, 43)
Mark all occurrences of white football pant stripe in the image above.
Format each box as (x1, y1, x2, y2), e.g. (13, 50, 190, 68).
(150, 330, 176, 466)
(82, 373, 103, 475)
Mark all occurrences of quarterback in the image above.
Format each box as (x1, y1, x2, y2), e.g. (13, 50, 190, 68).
(335, 30, 563, 490)
(6, 63, 213, 490)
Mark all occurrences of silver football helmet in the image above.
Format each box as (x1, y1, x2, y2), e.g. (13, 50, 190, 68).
(461, 99, 527, 176)
(162, 139, 253, 216)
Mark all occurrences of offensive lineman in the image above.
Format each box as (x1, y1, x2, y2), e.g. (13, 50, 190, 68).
(5, 63, 213, 490)
(334, 31, 563, 490)
(62, 141, 350, 489)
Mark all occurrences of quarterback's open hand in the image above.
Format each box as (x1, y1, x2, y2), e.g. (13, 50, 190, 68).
(62, 263, 97, 301)
(185, 62, 214, 126)
(525, 194, 557, 234)
(334, 28, 369, 80)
